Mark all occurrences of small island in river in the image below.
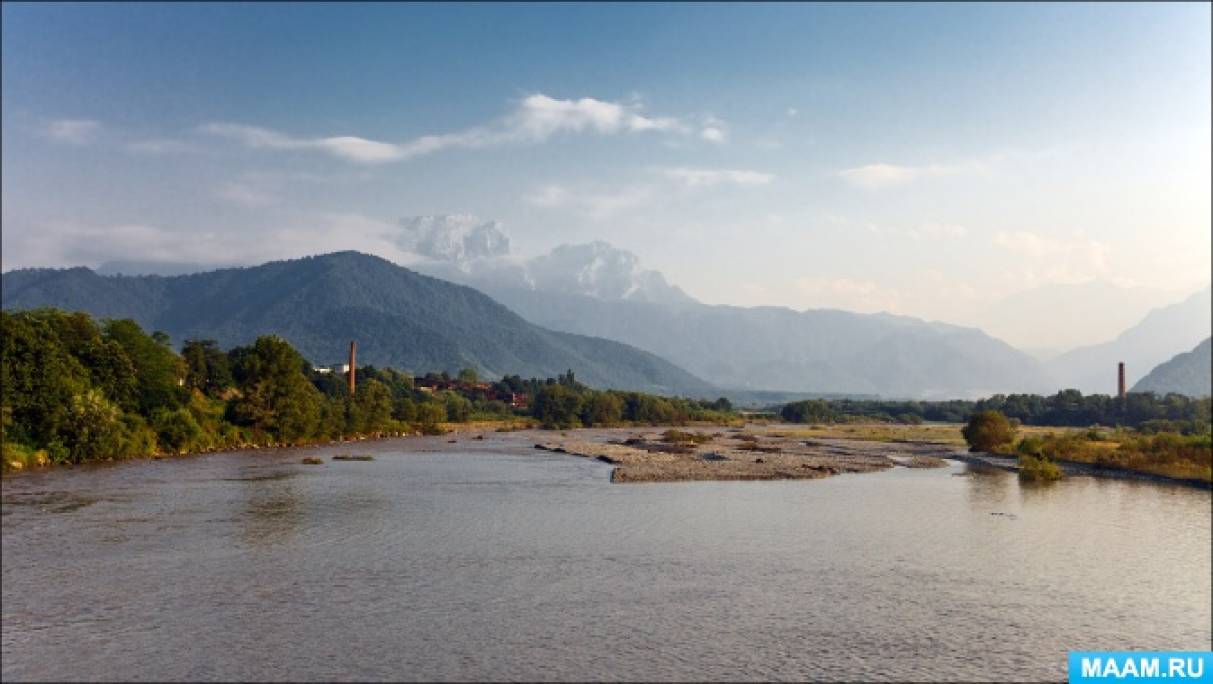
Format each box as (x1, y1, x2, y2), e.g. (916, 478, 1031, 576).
(535, 426, 954, 483)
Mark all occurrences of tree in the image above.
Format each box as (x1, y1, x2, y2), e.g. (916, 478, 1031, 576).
(103, 319, 187, 414)
(356, 379, 395, 432)
(181, 339, 233, 395)
(0, 310, 92, 449)
(457, 367, 480, 384)
(443, 391, 471, 422)
(962, 410, 1016, 452)
(151, 407, 204, 453)
(227, 335, 321, 442)
(580, 391, 623, 426)
(533, 384, 583, 428)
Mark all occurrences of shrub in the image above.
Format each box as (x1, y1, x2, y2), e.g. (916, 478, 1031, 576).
(1018, 454, 1063, 481)
(962, 410, 1016, 452)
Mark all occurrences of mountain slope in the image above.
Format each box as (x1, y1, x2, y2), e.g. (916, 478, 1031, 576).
(1047, 288, 1212, 394)
(487, 287, 1054, 399)
(1, 252, 714, 395)
(1131, 338, 1212, 397)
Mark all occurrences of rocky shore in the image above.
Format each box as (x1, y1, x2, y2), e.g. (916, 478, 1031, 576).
(535, 427, 958, 483)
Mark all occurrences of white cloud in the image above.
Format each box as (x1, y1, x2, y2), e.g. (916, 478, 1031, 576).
(837, 160, 984, 189)
(657, 166, 774, 187)
(43, 119, 100, 145)
(199, 93, 692, 164)
(198, 123, 407, 163)
(700, 115, 727, 143)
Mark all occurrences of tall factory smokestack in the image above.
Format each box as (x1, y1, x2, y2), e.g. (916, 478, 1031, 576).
(1117, 361, 1126, 400)
(348, 340, 357, 396)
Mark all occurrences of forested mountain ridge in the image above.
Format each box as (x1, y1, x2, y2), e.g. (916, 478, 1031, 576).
(1, 252, 714, 395)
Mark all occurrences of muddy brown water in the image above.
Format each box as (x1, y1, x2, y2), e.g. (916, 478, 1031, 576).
(2, 430, 1209, 681)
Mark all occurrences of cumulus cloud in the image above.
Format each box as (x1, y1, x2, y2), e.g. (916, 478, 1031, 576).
(838, 160, 984, 189)
(43, 119, 101, 145)
(395, 215, 511, 262)
(199, 93, 693, 164)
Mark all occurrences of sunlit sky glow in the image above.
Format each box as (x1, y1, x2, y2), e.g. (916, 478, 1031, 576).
(2, 3, 1209, 351)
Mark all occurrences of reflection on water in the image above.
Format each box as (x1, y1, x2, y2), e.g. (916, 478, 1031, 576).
(2, 436, 1210, 682)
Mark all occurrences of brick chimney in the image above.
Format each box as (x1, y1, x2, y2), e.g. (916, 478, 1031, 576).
(1117, 361, 1126, 400)
(348, 340, 357, 396)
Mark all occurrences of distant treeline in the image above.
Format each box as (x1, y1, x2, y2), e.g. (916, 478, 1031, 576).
(780, 391, 1212, 434)
(1, 308, 738, 469)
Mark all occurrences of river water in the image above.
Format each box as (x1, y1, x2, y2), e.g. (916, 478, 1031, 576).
(2, 431, 1210, 681)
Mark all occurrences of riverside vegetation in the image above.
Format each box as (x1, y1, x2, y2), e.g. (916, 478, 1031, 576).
(958, 409, 1212, 484)
(1, 308, 738, 471)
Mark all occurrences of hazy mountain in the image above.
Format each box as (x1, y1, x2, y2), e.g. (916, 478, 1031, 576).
(1, 252, 714, 396)
(972, 281, 1192, 359)
(1047, 287, 1212, 394)
(1130, 338, 1212, 397)
(486, 287, 1054, 399)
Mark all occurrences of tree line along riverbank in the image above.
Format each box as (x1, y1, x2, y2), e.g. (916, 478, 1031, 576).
(0, 308, 738, 471)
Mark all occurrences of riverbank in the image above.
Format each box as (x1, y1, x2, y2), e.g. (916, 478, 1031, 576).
(948, 451, 1213, 490)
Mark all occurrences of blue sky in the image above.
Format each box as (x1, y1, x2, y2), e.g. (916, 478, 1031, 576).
(3, 3, 1209, 350)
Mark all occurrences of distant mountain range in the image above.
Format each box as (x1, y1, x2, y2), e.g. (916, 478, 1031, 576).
(7, 248, 1209, 401)
(0, 252, 714, 396)
(483, 287, 1054, 399)
(1045, 287, 1212, 395)
(1131, 338, 1212, 397)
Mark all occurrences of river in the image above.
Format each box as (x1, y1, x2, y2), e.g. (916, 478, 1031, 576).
(2, 431, 1209, 681)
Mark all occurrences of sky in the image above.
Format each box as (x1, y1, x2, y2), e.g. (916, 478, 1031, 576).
(2, 2, 1210, 352)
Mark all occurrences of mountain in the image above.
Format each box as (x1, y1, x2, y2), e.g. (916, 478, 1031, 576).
(1131, 338, 1212, 397)
(1, 252, 714, 396)
(1046, 287, 1212, 394)
(971, 281, 1191, 359)
(485, 287, 1054, 399)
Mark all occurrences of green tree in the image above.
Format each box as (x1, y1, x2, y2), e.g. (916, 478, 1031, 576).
(60, 389, 125, 463)
(457, 367, 480, 384)
(534, 384, 584, 428)
(103, 319, 187, 413)
(580, 390, 623, 426)
(356, 379, 395, 432)
(151, 407, 204, 453)
(0, 310, 92, 449)
(443, 391, 472, 422)
(181, 339, 233, 395)
(227, 336, 321, 442)
(962, 410, 1017, 452)
(416, 401, 447, 434)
